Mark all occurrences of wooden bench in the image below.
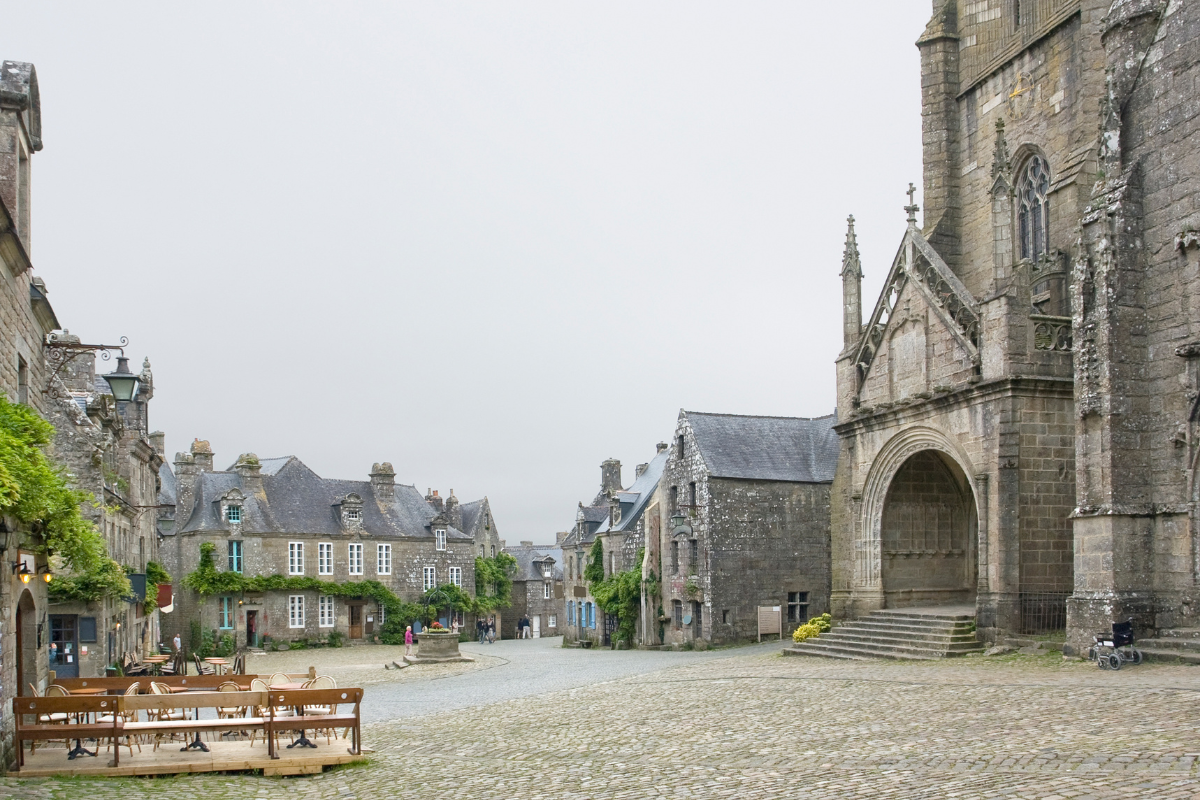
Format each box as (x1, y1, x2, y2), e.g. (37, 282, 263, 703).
(51, 675, 265, 694)
(121, 691, 269, 752)
(13, 695, 123, 768)
(267, 688, 363, 760)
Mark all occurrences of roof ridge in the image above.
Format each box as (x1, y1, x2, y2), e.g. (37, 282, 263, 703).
(684, 410, 836, 422)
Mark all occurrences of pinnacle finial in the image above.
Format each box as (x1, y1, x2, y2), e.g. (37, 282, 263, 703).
(904, 183, 920, 225)
(991, 118, 1011, 183)
(841, 215, 862, 278)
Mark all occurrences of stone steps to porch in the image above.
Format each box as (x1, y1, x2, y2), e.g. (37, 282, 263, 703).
(1132, 634, 1200, 665)
(783, 605, 984, 662)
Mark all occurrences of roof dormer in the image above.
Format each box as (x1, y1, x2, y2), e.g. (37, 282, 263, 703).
(339, 492, 364, 533)
(219, 488, 246, 533)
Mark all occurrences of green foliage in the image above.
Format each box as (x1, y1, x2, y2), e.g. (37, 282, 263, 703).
(792, 613, 832, 643)
(583, 539, 605, 584)
(589, 547, 646, 645)
(473, 552, 517, 612)
(0, 394, 112, 575)
(199, 628, 215, 659)
(327, 630, 345, 648)
(47, 558, 131, 604)
(189, 620, 202, 660)
(216, 633, 235, 657)
(143, 561, 171, 614)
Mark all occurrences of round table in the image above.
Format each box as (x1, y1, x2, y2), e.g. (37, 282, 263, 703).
(54, 686, 106, 759)
(204, 658, 230, 675)
(143, 656, 169, 675)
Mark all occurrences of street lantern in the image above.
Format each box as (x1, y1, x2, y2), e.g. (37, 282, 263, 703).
(101, 356, 140, 401)
(670, 510, 686, 531)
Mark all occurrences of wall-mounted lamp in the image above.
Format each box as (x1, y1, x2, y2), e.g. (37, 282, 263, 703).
(38, 564, 52, 583)
(11, 561, 33, 584)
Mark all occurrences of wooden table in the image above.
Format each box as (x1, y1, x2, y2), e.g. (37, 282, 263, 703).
(143, 656, 169, 676)
(204, 658, 230, 675)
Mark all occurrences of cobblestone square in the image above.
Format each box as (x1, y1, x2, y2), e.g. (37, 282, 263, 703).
(5, 639, 1200, 799)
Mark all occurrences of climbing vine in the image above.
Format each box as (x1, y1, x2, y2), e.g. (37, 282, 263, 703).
(0, 394, 111, 574)
(583, 538, 605, 584)
(143, 561, 171, 614)
(473, 552, 517, 612)
(588, 546, 647, 645)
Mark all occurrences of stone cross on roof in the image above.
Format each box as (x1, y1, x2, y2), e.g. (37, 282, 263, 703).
(904, 183, 920, 226)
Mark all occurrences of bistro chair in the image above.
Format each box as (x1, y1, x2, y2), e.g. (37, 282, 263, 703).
(247, 678, 272, 747)
(193, 653, 215, 676)
(158, 652, 182, 676)
(149, 681, 189, 750)
(268, 672, 291, 686)
(98, 682, 141, 757)
(26, 684, 69, 754)
(303, 675, 338, 744)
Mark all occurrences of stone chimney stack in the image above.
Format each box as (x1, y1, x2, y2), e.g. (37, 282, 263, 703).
(149, 431, 166, 458)
(425, 488, 444, 513)
(370, 462, 396, 501)
(234, 453, 263, 493)
(600, 459, 622, 494)
(445, 489, 463, 529)
(635, 463, 649, 479)
(173, 451, 198, 527)
(190, 439, 214, 472)
(656, 442, 668, 454)
(841, 215, 864, 352)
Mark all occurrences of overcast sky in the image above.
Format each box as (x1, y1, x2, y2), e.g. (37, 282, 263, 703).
(8, 1, 930, 541)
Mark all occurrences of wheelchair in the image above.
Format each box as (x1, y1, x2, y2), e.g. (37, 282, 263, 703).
(1087, 618, 1142, 670)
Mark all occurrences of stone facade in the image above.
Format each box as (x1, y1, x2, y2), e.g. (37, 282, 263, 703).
(560, 451, 666, 645)
(833, 0, 1200, 651)
(43, 340, 163, 679)
(645, 411, 837, 647)
(501, 543, 564, 639)
(159, 443, 503, 649)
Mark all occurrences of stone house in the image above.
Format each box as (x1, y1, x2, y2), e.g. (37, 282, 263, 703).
(501, 542, 564, 639)
(831, 0, 1200, 652)
(43, 339, 163, 679)
(646, 411, 838, 647)
(159, 441, 502, 648)
(560, 449, 667, 645)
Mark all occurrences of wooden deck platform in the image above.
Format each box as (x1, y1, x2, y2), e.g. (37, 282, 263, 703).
(8, 737, 367, 778)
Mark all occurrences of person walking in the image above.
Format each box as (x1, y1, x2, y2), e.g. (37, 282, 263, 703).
(487, 618, 496, 644)
(173, 632, 182, 653)
(404, 625, 414, 657)
(477, 618, 486, 644)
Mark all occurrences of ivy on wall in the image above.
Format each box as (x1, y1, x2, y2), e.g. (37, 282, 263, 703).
(588, 544, 648, 645)
(474, 552, 517, 611)
(0, 394, 129, 599)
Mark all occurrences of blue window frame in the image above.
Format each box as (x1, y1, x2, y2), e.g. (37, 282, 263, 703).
(228, 540, 243, 573)
(219, 596, 234, 629)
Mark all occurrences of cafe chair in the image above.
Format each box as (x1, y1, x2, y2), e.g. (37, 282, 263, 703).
(149, 681, 188, 750)
(98, 682, 142, 757)
(27, 684, 69, 754)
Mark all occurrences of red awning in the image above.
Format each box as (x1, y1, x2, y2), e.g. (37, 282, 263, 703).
(157, 583, 174, 613)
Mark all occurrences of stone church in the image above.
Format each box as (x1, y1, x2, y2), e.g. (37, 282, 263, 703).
(832, 0, 1200, 653)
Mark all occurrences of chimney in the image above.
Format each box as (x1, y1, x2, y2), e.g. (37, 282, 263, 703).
(556, 531, 568, 545)
(600, 459, 622, 494)
(520, 540, 533, 547)
(233, 453, 263, 493)
(149, 431, 166, 458)
(370, 462, 396, 501)
(445, 489, 462, 529)
(190, 439, 214, 472)
(426, 488, 444, 513)
(173, 451, 198, 526)
(635, 463, 649, 479)
(656, 442, 668, 454)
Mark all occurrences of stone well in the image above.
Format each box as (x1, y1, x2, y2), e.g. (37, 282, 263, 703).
(405, 630, 473, 664)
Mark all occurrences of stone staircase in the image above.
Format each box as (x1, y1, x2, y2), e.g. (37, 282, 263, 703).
(783, 606, 985, 661)
(1134, 629, 1200, 665)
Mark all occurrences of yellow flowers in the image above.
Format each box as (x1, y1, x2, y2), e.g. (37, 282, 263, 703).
(792, 613, 833, 643)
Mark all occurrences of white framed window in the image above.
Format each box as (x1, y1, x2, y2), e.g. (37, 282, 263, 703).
(435, 529, 446, 551)
(346, 508, 361, 521)
(423, 566, 436, 591)
(318, 542, 333, 575)
(289, 595, 305, 628)
(377, 602, 386, 624)
(318, 595, 335, 628)
(544, 582, 551, 600)
(288, 542, 304, 575)
(348, 543, 363, 575)
(448, 566, 462, 587)
(549, 614, 557, 628)
(226, 505, 242, 524)
(377, 543, 391, 575)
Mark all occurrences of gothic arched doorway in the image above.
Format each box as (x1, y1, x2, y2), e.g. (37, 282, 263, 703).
(880, 450, 977, 608)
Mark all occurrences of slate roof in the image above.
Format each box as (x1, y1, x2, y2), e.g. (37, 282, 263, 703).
(223, 456, 293, 476)
(177, 456, 471, 540)
(504, 544, 564, 582)
(560, 447, 669, 547)
(158, 462, 177, 506)
(685, 411, 839, 483)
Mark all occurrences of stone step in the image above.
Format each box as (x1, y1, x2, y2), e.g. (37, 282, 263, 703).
(817, 633, 983, 657)
(1157, 628, 1200, 640)
(821, 631, 983, 652)
(784, 638, 947, 661)
(1137, 647, 1200, 665)
(1135, 637, 1200, 652)
(841, 621, 981, 640)
(868, 609, 977, 622)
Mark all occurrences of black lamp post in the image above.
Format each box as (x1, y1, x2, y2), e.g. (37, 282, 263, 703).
(100, 356, 140, 401)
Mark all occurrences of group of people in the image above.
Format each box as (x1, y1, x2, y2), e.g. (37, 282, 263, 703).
(476, 617, 497, 644)
(516, 616, 534, 638)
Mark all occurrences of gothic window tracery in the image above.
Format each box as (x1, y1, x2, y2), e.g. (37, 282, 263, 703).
(1018, 155, 1051, 262)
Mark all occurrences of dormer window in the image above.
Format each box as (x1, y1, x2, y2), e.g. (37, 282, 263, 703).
(341, 493, 364, 530)
(226, 505, 242, 524)
(435, 529, 447, 551)
(347, 509, 361, 521)
(220, 488, 246, 528)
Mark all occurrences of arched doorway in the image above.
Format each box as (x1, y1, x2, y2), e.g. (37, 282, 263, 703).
(880, 450, 977, 608)
(15, 589, 38, 695)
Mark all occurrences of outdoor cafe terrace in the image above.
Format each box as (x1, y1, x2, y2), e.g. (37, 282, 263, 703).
(9, 670, 366, 778)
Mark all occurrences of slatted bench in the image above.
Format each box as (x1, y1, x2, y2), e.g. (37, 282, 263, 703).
(13, 695, 123, 767)
(122, 691, 268, 752)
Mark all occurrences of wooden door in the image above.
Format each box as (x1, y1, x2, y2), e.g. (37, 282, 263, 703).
(532, 615, 541, 638)
(349, 605, 363, 639)
(246, 611, 258, 648)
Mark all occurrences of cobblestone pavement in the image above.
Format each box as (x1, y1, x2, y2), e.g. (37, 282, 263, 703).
(6, 640, 1200, 799)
